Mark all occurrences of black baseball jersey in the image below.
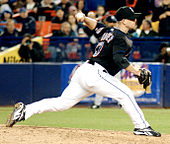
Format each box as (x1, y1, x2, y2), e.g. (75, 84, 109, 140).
(90, 23, 133, 76)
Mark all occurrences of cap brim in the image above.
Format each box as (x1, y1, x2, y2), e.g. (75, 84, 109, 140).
(128, 13, 141, 20)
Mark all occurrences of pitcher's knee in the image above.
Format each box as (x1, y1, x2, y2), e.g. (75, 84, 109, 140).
(118, 93, 134, 105)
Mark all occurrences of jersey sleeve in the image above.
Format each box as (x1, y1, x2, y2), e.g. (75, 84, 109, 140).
(112, 36, 131, 69)
(93, 22, 107, 39)
(112, 53, 130, 69)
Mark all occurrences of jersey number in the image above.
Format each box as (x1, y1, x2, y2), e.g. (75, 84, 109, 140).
(93, 42, 104, 57)
(101, 33, 114, 43)
(93, 32, 114, 57)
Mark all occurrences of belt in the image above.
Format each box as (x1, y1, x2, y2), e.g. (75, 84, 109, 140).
(87, 59, 95, 65)
(87, 60, 107, 73)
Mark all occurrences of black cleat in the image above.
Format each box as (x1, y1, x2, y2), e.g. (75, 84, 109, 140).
(6, 102, 25, 127)
(133, 126, 161, 137)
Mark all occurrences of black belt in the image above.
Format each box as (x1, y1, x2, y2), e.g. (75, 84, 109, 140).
(87, 60, 107, 73)
(88, 59, 95, 65)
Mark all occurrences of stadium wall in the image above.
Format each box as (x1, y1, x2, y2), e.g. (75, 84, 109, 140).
(163, 64, 170, 107)
(0, 63, 169, 107)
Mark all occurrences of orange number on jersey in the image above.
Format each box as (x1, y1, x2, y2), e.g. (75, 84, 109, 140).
(93, 42, 104, 57)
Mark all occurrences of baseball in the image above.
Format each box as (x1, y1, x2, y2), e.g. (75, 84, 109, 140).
(76, 13, 84, 20)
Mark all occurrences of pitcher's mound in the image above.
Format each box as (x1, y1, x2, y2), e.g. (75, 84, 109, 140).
(0, 125, 168, 144)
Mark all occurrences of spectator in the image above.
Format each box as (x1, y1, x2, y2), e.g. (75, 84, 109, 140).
(39, 0, 55, 9)
(154, 0, 163, 8)
(37, 0, 56, 21)
(12, 0, 25, 12)
(55, 42, 68, 61)
(104, 15, 117, 27)
(1, 19, 20, 48)
(15, 7, 36, 36)
(139, 19, 158, 37)
(77, 27, 87, 37)
(0, 0, 12, 14)
(26, 0, 38, 19)
(141, 10, 159, 32)
(58, 0, 72, 16)
(96, 5, 106, 22)
(0, 10, 13, 34)
(154, 42, 170, 63)
(53, 0, 61, 5)
(0, 10, 13, 23)
(152, 0, 170, 36)
(68, 5, 77, 16)
(76, 0, 87, 15)
(52, 6, 66, 23)
(18, 33, 45, 62)
(1, 19, 19, 36)
(144, 10, 153, 20)
(67, 14, 78, 36)
(52, 21, 76, 37)
(66, 38, 81, 61)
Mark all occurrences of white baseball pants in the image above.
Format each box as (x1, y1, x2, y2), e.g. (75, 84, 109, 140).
(93, 72, 121, 106)
(25, 62, 150, 129)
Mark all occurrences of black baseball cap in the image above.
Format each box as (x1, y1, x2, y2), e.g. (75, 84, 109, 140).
(115, 6, 141, 21)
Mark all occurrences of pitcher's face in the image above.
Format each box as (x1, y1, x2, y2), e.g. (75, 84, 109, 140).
(124, 19, 137, 30)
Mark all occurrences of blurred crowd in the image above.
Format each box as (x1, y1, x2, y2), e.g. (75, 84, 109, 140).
(0, 0, 170, 37)
(0, 0, 170, 62)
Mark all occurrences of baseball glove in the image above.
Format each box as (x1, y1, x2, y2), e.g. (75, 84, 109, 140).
(137, 68, 152, 89)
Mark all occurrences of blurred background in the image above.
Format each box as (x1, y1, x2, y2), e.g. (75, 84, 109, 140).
(0, 0, 170, 107)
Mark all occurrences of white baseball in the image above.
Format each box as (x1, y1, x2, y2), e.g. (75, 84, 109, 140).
(76, 13, 84, 20)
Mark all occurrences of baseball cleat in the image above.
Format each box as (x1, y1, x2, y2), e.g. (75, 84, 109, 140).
(6, 102, 25, 127)
(90, 104, 101, 109)
(133, 126, 161, 137)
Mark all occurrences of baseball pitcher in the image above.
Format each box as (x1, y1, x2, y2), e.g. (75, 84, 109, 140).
(6, 6, 160, 137)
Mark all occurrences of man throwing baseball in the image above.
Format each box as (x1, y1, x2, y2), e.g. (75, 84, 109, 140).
(6, 6, 161, 137)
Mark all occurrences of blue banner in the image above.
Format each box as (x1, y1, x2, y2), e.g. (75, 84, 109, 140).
(61, 63, 77, 92)
(0, 63, 164, 106)
(163, 64, 170, 107)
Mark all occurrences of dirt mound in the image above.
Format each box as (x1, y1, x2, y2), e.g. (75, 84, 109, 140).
(0, 125, 169, 144)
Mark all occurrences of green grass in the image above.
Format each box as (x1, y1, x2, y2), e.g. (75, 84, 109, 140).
(1, 107, 170, 134)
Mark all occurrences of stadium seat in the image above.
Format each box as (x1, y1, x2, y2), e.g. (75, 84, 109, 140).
(43, 38, 51, 59)
(126, 0, 138, 8)
(51, 23, 62, 31)
(44, 10, 56, 17)
(0, 23, 6, 26)
(35, 21, 52, 36)
(15, 23, 22, 31)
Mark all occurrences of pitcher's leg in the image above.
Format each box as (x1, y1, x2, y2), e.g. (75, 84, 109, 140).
(94, 94, 103, 106)
(118, 89, 150, 128)
(92, 72, 149, 128)
(25, 82, 91, 120)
